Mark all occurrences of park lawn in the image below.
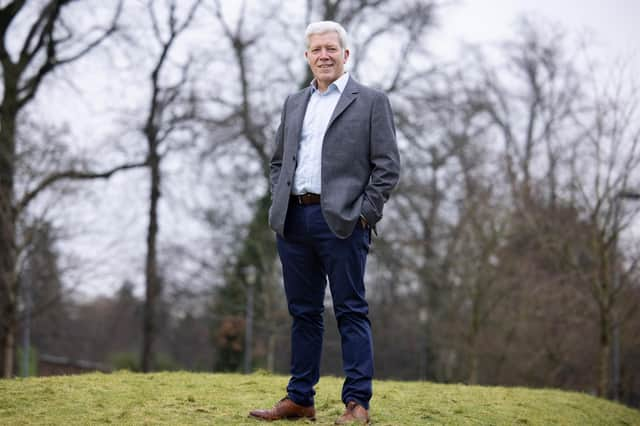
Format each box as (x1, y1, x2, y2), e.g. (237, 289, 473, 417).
(0, 371, 638, 425)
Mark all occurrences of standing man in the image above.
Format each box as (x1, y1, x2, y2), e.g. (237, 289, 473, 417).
(250, 21, 400, 424)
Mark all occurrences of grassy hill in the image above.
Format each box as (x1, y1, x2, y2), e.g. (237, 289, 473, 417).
(1, 371, 638, 425)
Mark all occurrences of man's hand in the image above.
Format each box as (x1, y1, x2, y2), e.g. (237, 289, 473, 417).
(359, 215, 369, 229)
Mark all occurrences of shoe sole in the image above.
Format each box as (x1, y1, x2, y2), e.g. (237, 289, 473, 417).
(248, 414, 316, 422)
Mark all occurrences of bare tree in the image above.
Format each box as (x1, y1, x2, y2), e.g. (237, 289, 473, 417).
(0, 0, 153, 378)
(135, 0, 203, 373)
(473, 18, 581, 212)
(565, 62, 640, 396)
(463, 18, 640, 397)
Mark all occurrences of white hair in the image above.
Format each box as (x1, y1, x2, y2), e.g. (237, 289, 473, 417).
(305, 21, 349, 50)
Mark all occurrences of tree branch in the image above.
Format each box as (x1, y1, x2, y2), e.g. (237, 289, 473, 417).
(0, 0, 27, 43)
(16, 160, 148, 216)
(16, 1, 122, 110)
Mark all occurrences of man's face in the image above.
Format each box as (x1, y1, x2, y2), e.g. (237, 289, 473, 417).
(305, 32, 349, 89)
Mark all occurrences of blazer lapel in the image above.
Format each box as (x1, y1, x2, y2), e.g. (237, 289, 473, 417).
(327, 78, 360, 130)
(287, 87, 313, 145)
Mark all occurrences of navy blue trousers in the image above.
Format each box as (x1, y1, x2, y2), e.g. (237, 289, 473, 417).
(276, 201, 373, 409)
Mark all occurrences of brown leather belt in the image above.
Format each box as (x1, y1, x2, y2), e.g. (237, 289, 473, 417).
(291, 193, 321, 205)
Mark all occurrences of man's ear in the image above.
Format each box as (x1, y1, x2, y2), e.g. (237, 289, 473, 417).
(344, 48, 350, 63)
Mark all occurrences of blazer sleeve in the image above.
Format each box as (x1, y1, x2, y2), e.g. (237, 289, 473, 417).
(361, 91, 400, 227)
(270, 96, 289, 195)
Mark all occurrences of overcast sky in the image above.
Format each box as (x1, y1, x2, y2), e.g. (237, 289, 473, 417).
(434, 0, 640, 70)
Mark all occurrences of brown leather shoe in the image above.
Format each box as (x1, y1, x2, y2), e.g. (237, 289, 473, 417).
(335, 401, 370, 424)
(249, 397, 316, 421)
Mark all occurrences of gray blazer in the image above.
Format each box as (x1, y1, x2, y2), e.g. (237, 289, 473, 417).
(269, 76, 400, 239)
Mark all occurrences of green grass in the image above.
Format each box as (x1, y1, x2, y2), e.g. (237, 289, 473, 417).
(1, 371, 638, 425)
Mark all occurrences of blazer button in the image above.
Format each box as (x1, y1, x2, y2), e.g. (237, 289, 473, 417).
(292, 156, 296, 162)
(287, 181, 291, 186)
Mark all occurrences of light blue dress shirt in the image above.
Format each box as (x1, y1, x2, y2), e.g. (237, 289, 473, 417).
(292, 72, 350, 195)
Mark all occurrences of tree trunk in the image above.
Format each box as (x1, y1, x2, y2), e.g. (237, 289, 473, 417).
(1, 106, 18, 378)
(599, 308, 611, 396)
(469, 352, 479, 385)
(0, 185, 18, 379)
(468, 299, 480, 385)
(141, 148, 161, 372)
(2, 307, 16, 378)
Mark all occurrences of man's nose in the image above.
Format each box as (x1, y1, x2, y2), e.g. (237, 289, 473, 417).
(319, 48, 330, 58)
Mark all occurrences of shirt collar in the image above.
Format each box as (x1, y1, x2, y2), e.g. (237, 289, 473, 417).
(310, 72, 350, 94)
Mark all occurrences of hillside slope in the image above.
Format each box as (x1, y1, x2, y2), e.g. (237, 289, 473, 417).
(1, 371, 638, 425)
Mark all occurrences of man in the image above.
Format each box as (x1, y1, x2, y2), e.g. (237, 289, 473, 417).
(250, 21, 400, 424)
